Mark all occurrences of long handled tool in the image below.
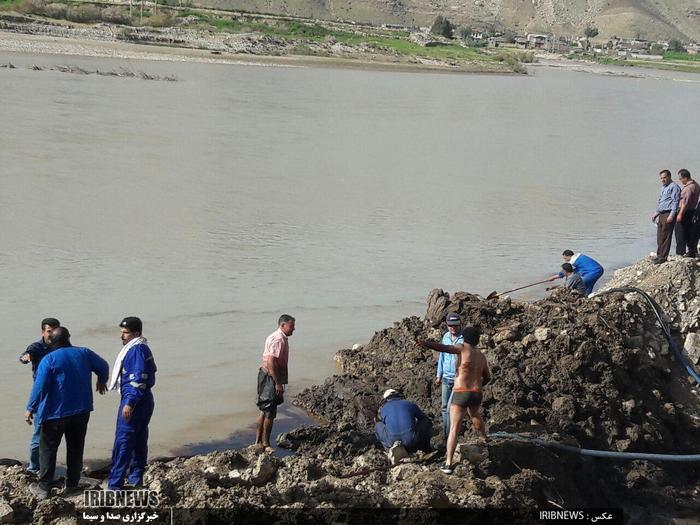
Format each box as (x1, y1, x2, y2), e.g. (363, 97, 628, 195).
(486, 278, 552, 300)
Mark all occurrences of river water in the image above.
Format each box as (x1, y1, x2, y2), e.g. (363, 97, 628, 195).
(1, 49, 699, 462)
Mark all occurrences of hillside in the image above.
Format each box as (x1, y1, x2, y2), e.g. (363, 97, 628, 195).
(198, 0, 700, 41)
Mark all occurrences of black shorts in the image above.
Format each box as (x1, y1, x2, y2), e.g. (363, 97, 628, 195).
(256, 368, 283, 419)
(451, 390, 482, 408)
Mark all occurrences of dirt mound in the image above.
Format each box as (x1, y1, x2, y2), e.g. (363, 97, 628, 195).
(2, 258, 700, 523)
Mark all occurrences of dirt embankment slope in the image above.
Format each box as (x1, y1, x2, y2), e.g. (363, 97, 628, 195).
(1, 257, 699, 524)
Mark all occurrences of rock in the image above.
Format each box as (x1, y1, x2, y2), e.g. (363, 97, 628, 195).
(683, 332, 700, 365)
(534, 327, 550, 341)
(247, 454, 278, 486)
(551, 396, 576, 418)
(425, 288, 450, 326)
(493, 327, 520, 343)
(0, 459, 22, 467)
(454, 441, 488, 464)
(0, 499, 13, 524)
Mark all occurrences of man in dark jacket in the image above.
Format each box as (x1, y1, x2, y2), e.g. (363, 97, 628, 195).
(19, 317, 60, 474)
(25, 327, 109, 499)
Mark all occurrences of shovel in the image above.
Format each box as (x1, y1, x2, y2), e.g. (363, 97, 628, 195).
(486, 278, 553, 300)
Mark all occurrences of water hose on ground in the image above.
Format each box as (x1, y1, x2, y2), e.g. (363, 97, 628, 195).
(488, 432, 700, 462)
(488, 287, 700, 461)
(593, 286, 700, 384)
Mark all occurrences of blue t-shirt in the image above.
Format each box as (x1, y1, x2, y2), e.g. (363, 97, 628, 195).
(378, 399, 428, 435)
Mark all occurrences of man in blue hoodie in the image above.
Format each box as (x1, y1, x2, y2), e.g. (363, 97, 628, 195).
(19, 317, 60, 474)
(548, 250, 604, 295)
(25, 327, 109, 499)
(107, 317, 157, 490)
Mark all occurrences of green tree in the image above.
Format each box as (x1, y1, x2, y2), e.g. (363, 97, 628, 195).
(504, 29, 516, 44)
(584, 25, 599, 38)
(668, 39, 684, 52)
(430, 15, 453, 38)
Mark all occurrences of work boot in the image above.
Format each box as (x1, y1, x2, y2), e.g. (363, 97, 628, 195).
(388, 441, 408, 466)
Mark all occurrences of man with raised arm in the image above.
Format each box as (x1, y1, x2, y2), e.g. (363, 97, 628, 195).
(417, 326, 490, 475)
(19, 317, 60, 475)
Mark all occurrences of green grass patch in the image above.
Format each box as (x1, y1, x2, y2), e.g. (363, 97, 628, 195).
(663, 51, 700, 62)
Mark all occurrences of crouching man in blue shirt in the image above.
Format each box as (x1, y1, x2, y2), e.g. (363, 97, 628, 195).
(375, 389, 431, 464)
(24, 327, 109, 500)
(107, 317, 157, 490)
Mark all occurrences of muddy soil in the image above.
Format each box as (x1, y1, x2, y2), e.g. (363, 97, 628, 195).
(2, 258, 699, 524)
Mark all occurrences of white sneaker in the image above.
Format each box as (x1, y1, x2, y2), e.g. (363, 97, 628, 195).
(388, 441, 408, 465)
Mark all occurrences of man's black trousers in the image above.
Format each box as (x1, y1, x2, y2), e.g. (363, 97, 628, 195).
(38, 411, 90, 490)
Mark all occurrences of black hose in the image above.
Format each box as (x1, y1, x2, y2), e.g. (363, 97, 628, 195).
(594, 286, 700, 384)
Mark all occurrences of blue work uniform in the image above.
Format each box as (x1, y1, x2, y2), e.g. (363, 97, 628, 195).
(107, 342, 156, 489)
(558, 253, 604, 294)
(436, 332, 462, 439)
(374, 398, 431, 453)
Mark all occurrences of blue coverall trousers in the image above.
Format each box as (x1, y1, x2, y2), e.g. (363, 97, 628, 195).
(108, 391, 154, 489)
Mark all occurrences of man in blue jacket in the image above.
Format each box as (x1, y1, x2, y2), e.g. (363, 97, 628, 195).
(375, 389, 431, 464)
(24, 327, 109, 499)
(19, 317, 60, 474)
(435, 313, 462, 440)
(107, 317, 157, 490)
(548, 250, 604, 295)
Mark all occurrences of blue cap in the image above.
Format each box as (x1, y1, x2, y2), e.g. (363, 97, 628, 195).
(445, 313, 461, 326)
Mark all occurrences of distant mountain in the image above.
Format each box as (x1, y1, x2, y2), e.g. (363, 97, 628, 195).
(200, 0, 700, 41)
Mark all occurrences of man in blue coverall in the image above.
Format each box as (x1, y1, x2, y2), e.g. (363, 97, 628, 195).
(375, 389, 431, 463)
(24, 326, 109, 499)
(435, 313, 462, 440)
(107, 316, 157, 490)
(548, 250, 604, 295)
(19, 317, 60, 474)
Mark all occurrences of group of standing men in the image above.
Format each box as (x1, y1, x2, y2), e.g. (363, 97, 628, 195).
(653, 169, 700, 264)
(20, 317, 156, 499)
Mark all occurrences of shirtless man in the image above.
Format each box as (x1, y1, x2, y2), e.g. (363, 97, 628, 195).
(417, 326, 490, 474)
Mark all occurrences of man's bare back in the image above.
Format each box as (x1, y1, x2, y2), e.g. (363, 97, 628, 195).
(454, 344, 490, 392)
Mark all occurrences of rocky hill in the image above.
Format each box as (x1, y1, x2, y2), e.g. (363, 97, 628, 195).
(199, 0, 700, 41)
(1, 257, 700, 523)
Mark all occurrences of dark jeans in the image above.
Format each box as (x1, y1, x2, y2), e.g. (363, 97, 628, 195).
(674, 210, 699, 256)
(656, 212, 676, 259)
(374, 417, 431, 453)
(38, 411, 90, 490)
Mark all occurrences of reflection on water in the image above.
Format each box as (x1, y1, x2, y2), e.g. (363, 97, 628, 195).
(1, 51, 699, 461)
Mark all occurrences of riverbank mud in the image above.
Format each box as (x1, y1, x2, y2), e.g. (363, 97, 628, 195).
(2, 257, 699, 524)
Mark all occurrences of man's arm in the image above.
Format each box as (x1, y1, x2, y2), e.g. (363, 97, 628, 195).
(121, 348, 148, 407)
(678, 188, 689, 221)
(669, 185, 681, 221)
(88, 350, 110, 394)
(267, 357, 284, 395)
(482, 361, 492, 387)
(26, 358, 50, 413)
(418, 339, 462, 355)
(19, 342, 40, 364)
(436, 352, 443, 381)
